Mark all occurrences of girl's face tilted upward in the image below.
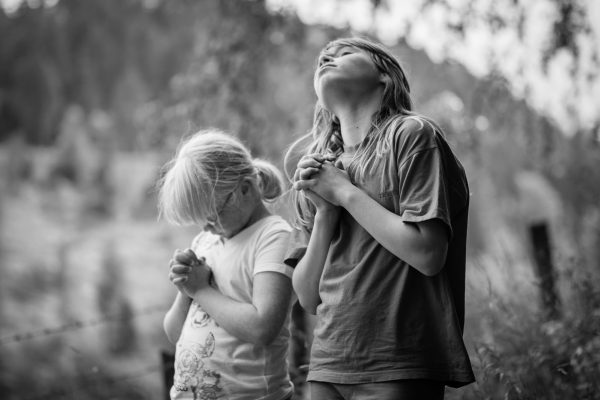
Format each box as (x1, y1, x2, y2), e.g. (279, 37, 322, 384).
(314, 44, 384, 110)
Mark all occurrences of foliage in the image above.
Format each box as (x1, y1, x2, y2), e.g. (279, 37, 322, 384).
(144, 0, 322, 163)
(468, 270, 600, 400)
(0, 0, 191, 146)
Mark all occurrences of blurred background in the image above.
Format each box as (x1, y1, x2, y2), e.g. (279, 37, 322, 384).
(0, 0, 599, 399)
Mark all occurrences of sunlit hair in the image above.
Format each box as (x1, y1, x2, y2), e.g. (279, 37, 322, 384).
(158, 129, 284, 226)
(288, 36, 443, 229)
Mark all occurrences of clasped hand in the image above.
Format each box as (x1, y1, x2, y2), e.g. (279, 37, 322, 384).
(169, 248, 212, 299)
(292, 153, 351, 208)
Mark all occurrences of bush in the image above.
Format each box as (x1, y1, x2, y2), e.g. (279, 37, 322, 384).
(458, 259, 600, 400)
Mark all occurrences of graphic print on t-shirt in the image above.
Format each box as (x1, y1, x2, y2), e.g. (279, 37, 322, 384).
(173, 305, 223, 399)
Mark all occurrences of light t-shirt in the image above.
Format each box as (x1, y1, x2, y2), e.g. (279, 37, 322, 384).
(171, 215, 294, 400)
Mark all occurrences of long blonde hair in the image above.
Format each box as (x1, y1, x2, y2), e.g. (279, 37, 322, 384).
(289, 36, 443, 229)
(158, 129, 284, 226)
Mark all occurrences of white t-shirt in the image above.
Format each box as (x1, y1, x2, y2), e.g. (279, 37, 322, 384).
(171, 215, 294, 400)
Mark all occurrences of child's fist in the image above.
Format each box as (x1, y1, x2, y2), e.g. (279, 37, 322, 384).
(174, 248, 204, 267)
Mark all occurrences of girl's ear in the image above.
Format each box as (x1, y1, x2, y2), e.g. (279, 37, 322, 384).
(240, 177, 254, 195)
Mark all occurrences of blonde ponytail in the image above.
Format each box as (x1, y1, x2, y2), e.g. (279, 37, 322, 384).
(253, 158, 284, 202)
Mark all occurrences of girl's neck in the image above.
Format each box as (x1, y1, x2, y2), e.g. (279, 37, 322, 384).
(226, 202, 270, 239)
(245, 202, 271, 228)
(333, 92, 382, 148)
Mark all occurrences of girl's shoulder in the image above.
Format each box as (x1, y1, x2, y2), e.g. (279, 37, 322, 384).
(392, 114, 438, 139)
(387, 114, 442, 156)
(235, 215, 292, 242)
(256, 215, 292, 236)
(240, 215, 292, 252)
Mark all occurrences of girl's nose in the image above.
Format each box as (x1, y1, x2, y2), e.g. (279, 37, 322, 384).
(319, 53, 333, 66)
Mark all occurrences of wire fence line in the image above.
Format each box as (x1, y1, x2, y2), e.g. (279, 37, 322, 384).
(21, 362, 167, 400)
(0, 304, 168, 346)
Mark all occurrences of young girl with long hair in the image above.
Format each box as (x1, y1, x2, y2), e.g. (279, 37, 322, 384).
(158, 129, 294, 400)
(286, 37, 475, 399)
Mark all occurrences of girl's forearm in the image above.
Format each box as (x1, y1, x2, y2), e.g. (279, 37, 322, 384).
(163, 291, 192, 344)
(292, 210, 338, 314)
(191, 273, 292, 346)
(191, 288, 269, 344)
(339, 186, 448, 276)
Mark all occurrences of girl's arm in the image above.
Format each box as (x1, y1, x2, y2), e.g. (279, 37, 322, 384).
(163, 291, 192, 344)
(292, 208, 338, 314)
(191, 271, 292, 345)
(171, 246, 293, 345)
(291, 154, 341, 314)
(295, 163, 448, 276)
(339, 184, 448, 276)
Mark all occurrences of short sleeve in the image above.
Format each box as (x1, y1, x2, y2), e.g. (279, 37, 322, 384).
(396, 127, 453, 237)
(283, 225, 309, 267)
(253, 225, 294, 279)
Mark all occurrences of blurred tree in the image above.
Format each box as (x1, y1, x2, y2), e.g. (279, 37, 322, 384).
(151, 0, 319, 162)
(0, 0, 320, 162)
(0, 0, 188, 146)
(269, 0, 600, 139)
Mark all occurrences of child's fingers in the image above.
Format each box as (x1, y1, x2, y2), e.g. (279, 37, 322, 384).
(172, 276, 187, 285)
(303, 153, 328, 162)
(174, 251, 191, 264)
(169, 267, 188, 283)
(183, 248, 198, 261)
(293, 178, 317, 191)
(302, 167, 321, 179)
(171, 263, 192, 274)
(295, 167, 320, 181)
(297, 157, 323, 169)
(174, 248, 199, 265)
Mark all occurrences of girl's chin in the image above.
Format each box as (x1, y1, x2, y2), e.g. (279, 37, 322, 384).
(204, 225, 220, 235)
(204, 224, 231, 238)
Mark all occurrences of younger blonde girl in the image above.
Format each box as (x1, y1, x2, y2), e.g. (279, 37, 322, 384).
(158, 129, 294, 400)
